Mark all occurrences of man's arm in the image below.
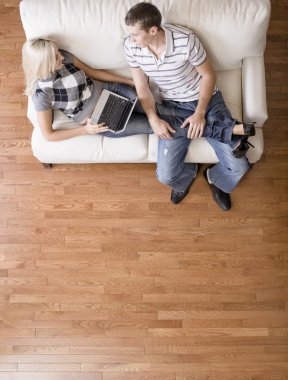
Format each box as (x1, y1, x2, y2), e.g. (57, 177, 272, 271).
(131, 67, 175, 139)
(180, 58, 217, 139)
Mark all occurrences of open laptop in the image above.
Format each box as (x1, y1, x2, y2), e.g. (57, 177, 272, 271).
(91, 89, 138, 133)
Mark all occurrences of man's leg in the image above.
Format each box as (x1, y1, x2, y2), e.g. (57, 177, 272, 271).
(156, 134, 198, 206)
(205, 138, 250, 193)
(203, 137, 250, 210)
(154, 105, 198, 203)
(157, 96, 251, 209)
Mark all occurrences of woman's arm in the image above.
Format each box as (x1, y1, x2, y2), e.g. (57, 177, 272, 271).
(73, 56, 134, 87)
(37, 109, 109, 141)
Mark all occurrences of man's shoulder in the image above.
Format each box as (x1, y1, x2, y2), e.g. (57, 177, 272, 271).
(124, 36, 135, 50)
(123, 36, 143, 55)
(163, 23, 194, 37)
(163, 24, 195, 54)
(124, 36, 135, 47)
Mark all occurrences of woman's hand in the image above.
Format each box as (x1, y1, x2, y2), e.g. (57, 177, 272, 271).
(84, 119, 110, 135)
(126, 78, 135, 87)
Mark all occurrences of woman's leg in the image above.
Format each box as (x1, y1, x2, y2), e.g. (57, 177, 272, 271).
(100, 112, 153, 138)
(163, 92, 239, 146)
(102, 82, 145, 113)
(99, 82, 153, 137)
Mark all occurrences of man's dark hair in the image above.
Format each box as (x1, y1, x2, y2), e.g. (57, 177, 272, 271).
(125, 2, 162, 32)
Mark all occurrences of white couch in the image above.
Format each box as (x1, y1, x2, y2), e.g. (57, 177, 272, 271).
(20, 0, 271, 165)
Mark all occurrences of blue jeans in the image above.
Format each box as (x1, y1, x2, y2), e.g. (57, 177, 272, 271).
(100, 82, 153, 137)
(156, 91, 250, 193)
(100, 84, 250, 193)
(157, 90, 239, 145)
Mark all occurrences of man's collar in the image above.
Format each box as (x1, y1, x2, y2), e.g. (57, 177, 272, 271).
(144, 25, 172, 58)
(162, 24, 174, 56)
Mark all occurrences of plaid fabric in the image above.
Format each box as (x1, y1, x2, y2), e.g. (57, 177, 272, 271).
(33, 50, 94, 120)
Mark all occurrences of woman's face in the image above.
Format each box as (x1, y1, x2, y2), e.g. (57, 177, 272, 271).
(53, 44, 64, 70)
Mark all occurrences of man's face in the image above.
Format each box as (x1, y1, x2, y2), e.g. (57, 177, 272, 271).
(127, 22, 153, 48)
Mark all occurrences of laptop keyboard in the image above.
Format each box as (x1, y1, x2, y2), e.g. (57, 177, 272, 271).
(98, 94, 128, 131)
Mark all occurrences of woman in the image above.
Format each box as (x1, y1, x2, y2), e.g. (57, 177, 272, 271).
(22, 38, 152, 141)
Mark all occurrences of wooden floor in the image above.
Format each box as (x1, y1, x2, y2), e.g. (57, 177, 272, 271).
(0, 1, 287, 379)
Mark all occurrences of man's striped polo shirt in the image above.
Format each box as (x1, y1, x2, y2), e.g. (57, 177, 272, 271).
(124, 23, 214, 102)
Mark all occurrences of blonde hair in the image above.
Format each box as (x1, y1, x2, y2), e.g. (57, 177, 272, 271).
(22, 38, 57, 96)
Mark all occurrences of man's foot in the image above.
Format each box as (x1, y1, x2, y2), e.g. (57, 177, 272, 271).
(171, 164, 198, 205)
(203, 166, 231, 211)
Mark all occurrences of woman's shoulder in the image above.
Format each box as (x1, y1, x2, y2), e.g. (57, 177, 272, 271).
(32, 84, 53, 111)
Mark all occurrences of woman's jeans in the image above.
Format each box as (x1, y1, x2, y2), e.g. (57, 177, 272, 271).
(101, 82, 153, 137)
(101, 83, 250, 194)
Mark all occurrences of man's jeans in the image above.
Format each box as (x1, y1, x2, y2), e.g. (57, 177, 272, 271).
(156, 91, 250, 193)
(101, 83, 250, 193)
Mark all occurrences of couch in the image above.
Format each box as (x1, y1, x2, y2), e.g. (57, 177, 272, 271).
(19, 0, 271, 165)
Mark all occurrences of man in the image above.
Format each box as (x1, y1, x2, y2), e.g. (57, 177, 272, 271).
(124, 2, 251, 210)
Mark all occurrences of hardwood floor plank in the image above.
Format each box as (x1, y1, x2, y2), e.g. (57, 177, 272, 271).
(0, 373, 102, 380)
(103, 374, 175, 380)
(0, 0, 287, 378)
(17, 364, 81, 372)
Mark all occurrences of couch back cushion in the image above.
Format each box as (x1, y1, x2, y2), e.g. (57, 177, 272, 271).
(20, 0, 270, 71)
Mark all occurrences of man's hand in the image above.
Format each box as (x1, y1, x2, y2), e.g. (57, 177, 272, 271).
(150, 116, 176, 140)
(180, 112, 206, 139)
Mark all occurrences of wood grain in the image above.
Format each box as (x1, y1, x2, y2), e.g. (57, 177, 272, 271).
(0, 0, 287, 379)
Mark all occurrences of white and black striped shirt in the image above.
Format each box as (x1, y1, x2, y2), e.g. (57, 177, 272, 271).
(124, 24, 214, 102)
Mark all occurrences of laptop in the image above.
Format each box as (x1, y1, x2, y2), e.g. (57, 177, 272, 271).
(91, 89, 138, 133)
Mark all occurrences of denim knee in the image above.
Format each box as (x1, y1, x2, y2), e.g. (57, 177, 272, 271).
(156, 167, 176, 186)
(228, 156, 251, 176)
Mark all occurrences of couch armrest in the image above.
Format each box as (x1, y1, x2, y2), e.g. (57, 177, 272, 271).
(242, 56, 268, 127)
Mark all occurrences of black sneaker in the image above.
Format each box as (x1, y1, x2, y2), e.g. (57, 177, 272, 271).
(203, 166, 231, 211)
